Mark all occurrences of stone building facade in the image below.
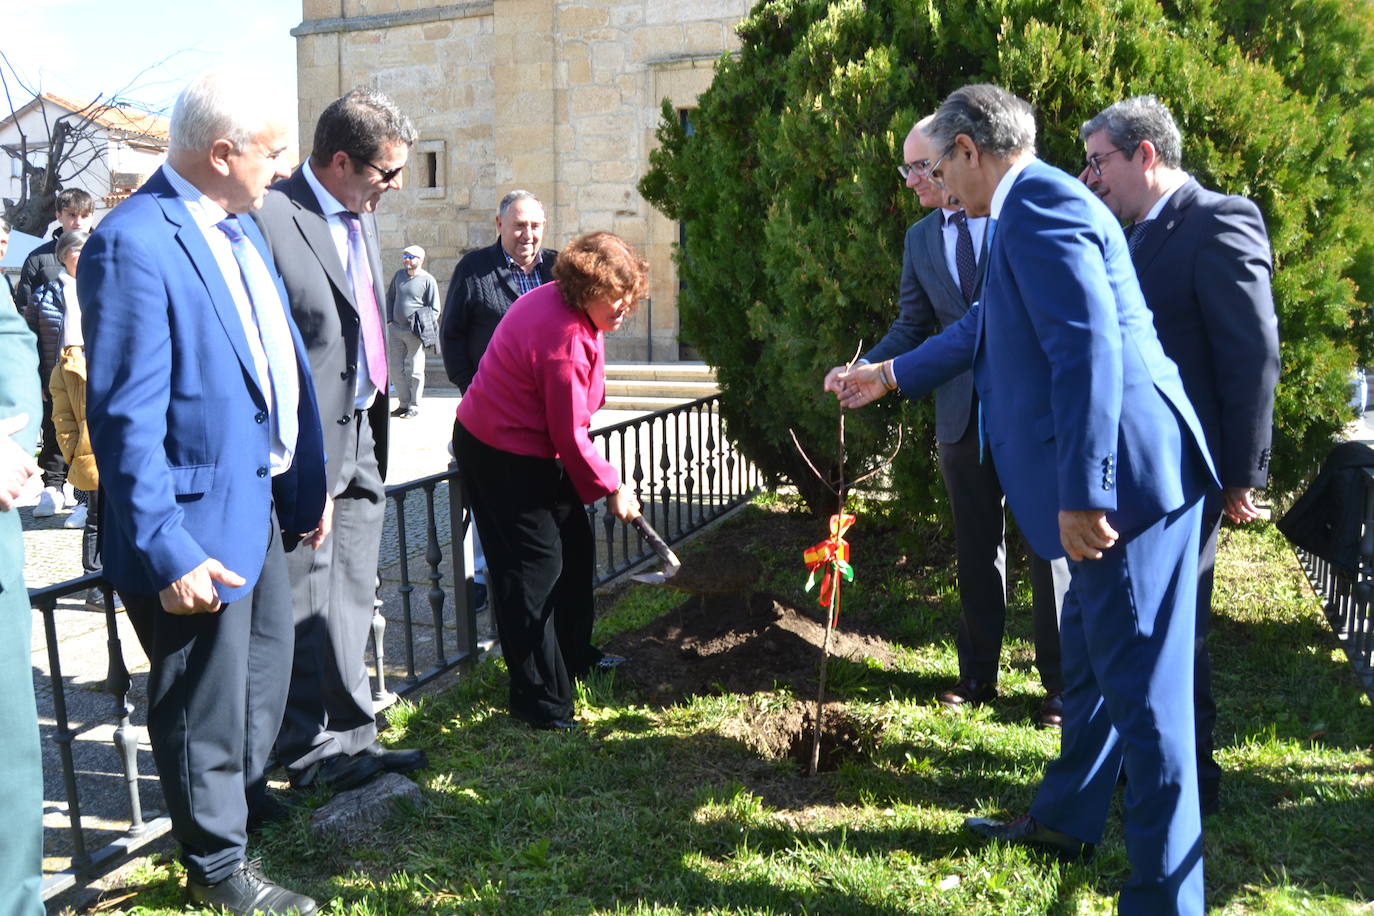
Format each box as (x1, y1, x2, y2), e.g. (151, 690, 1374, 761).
(293, 0, 751, 360)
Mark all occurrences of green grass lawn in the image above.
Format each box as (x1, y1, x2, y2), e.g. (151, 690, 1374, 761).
(94, 497, 1373, 915)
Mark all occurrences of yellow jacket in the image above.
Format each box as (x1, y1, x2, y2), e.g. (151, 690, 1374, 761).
(49, 345, 97, 492)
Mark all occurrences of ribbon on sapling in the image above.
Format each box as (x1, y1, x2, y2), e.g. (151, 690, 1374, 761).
(803, 512, 855, 624)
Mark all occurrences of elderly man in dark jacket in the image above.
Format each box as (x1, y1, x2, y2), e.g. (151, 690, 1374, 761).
(440, 189, 557, 392)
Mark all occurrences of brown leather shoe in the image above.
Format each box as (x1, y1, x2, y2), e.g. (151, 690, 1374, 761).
(1036, 692, 1064, 729)
(938, 678, 997, 708)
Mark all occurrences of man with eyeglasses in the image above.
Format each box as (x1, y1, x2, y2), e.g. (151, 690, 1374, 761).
(1080, 95, 1279, 817)
(254, 88, 429, 799)
(833, 84, 1215, 915)
(385, 245, 439, 419)
(824, 116, 1069, 728)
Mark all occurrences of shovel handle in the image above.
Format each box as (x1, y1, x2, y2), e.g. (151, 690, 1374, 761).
(630, 515, 682, 569)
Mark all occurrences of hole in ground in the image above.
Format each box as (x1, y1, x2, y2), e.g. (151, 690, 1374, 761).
(729, 700, 878, 775)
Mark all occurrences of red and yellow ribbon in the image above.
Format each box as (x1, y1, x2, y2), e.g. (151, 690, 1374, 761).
(803, 512, 855, 622)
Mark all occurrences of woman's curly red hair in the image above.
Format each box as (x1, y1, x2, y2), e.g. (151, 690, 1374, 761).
(552, 231, 649, 313)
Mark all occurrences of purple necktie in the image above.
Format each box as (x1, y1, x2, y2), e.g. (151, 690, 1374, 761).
(340, 212, 388, 393)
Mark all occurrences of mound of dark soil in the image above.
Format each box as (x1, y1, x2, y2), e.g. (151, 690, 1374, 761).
(605, 589, 901, 708)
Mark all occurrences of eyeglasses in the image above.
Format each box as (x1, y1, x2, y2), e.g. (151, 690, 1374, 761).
(351, 154, 404, 184)
(897, 158, 934, 181)
(926, 152, 948, 189)
(1084, 147, 1126, 177)
(402, 253, 419, 260)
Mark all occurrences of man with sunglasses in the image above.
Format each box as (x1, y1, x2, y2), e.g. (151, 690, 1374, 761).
(825, 116, 1069, 727)
(254, 88, 428, 798)
(1080, 95, 1280, 817)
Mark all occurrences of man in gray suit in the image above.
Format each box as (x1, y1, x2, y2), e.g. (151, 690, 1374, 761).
(254, 88, 427, 794)
(825, 116, 1069, 726)
(1079, 95, 1280, 814)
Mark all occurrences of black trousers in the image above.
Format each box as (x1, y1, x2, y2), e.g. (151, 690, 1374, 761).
(454, 420, 598, 725)
(121, 516, 291, 886)
(938, 412, 1068, 692)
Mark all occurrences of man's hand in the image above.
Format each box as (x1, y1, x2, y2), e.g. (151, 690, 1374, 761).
(158, 559, 246, 615)
(1059, 509, 1119, 561)
(0, 413, 40, 511)
(828, 362, 890, 409)
(1222, 486, 1261, 524)
(607, 484, 640, 522)
(301, 494, 335, 550)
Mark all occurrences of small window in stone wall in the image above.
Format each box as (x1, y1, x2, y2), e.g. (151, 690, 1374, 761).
(415, 139, 445, 199)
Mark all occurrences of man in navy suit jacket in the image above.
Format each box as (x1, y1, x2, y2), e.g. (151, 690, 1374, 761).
(82, 72, 328, 915)
(825, 115, 1068, 726)
(835, 84, 1216, 916)
(1080, 96, 1280, 815)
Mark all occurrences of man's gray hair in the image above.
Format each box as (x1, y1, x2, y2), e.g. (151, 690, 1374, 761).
(925, 84, 1037, 159)
(168, 71, 277, 155)
(309, 87, 416, 169)
(1080, 95, 1183, 169)
(498, 189, 541, 218)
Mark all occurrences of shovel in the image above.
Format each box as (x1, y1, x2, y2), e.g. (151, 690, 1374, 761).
(628, 514, 682, 584)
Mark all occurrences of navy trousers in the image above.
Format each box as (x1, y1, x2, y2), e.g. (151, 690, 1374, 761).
(1030, 494, 1205, 916)
(123, 519, 292, 886)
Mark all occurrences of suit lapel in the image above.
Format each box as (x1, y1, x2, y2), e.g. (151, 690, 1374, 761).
(283, 170, 356, 310)
(1132, 179, 1194, 271)
(924, 215, 963, 306)
(151, 183, 267, 406)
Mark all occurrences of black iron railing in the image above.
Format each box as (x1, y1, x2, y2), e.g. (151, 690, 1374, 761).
(1290, 467, 1374, 703)
(29, 393, 758, 901)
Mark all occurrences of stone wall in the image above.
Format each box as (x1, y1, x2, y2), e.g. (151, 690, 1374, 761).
(294, 0, 750, 360)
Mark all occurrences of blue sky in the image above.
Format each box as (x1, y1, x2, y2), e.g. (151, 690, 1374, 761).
(3, 0, 300, 115)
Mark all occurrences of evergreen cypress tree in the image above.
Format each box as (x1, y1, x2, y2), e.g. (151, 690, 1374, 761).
(640, 0, 1374, 514)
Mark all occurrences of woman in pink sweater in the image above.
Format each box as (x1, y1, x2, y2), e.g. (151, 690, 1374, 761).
(454, 231, 644, 730)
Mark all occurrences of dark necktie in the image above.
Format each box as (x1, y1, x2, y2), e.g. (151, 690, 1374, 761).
(340, 212, 389, 393)
(951, 210, 977, 304)
(1128, 218, 1155, 256)
(215, 216, 298, 457)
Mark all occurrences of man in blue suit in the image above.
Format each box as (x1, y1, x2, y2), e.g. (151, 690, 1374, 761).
(825, 115, 1069, 726)
(81, 72, 329, 915)
(1080, 96, 1280, 815)
(835, 84, 1215, 915)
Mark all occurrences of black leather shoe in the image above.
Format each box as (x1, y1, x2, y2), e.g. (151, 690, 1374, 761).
(187, 860, 318, 914)
(965, 814, 1094, 862)
(390, 406, 407, 418)
(938, 678, 997, 708)
(1036, 692, 1064, 729)
(358, 740, 428, 775)
(247, 794, 292, 833)
(288, 752, 384, 792)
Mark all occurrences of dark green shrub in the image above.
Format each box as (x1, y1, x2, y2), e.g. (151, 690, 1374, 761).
(640, 0, 1374, 515)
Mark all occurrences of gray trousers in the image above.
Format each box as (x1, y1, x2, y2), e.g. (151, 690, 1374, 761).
(938, 413, 1069, 692)
(278, 410, 386, 773)
(387, 326, 425, 409)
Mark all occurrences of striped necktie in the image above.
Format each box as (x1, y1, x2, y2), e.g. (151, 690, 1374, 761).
(216, 216, 298, 459)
